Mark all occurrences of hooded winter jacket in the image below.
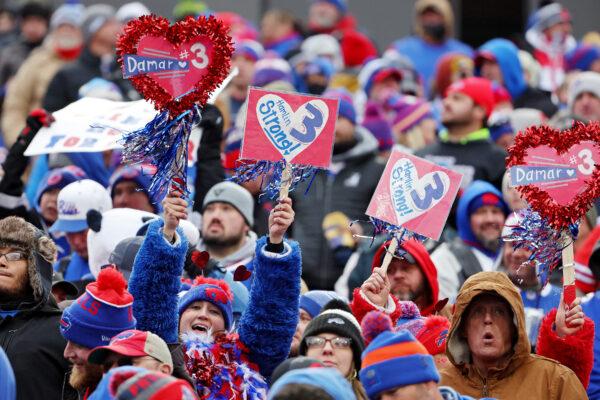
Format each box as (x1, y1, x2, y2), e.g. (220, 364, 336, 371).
(431, 181, 508, 301)
(440, 271, 588, 399)
(351, 239, 440, 322)
(477, 38, 557, 117)
(0, 221, 74, 400)
(291, 126, 385, 289)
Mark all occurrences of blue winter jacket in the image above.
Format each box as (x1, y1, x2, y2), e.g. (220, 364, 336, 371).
(582, 292, 600, 399)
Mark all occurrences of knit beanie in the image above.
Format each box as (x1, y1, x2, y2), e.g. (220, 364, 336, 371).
(568, 71, 600, 111)
(467, 191, 509, 216)
(268, 367, 354, 400)
(391, 96, 433, 134)
(115, 2, 151, 24)
(271, 357, 325, 384)
(312, 0, 347, 14)
(107, 368, 198, 400)
(299, 299, 365, 371)
(0, 217, 56, 303)
(60, 267, 136, 349)
(299, 290, 346, 318)
(445, 77, 495, 117)
(19, 2, 51, 21)
(50, 3, 85, 30)
(81, 4, 116, 42)
(527, 3, 570, 33)
(35, 165, 87, 208)
(434, 53, 474, 97)
(566, 45, 600, 72)
(172, 0, 209, 20)
(360, 329, 439, 399)
(324, 88, 356, 125)
(251, 57, 293, 87)
(234, 39, 264, 62)
(202, 181, 254, 226)
(109, 164, 159, 213)
(178, 277, 234, 331)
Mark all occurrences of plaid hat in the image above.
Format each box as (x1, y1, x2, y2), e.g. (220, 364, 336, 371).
(178, 277, 234, 331)
(446, 77, 495, 117)
(60, 267, 136, 348)
(234, 39, 264, 62)
(109, 164, 159, 213)
(324, 88, 356, 125)
(391, 96, 432, 134)
(566, 45, 600, 72)
(299, 291, 346, 318)
(50, 179, 112, 234)
(360, 330, 439, 399)
(35, 166, 87, 208)
(203, 181, 254, 226)
(299, 299, 365, 371)
(88, 329, 173, 370)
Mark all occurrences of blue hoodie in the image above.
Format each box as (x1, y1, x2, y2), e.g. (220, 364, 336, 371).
(456, 180, 509, 259)
(477, 38, 527, 100)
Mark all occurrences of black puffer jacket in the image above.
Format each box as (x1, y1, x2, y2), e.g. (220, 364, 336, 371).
(0, 253, 74, 400)
(291, 126, 384, 289)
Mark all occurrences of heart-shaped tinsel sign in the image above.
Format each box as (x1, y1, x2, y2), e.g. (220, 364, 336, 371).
(506, 121, 600, 229)
(117, 15, 233, 116)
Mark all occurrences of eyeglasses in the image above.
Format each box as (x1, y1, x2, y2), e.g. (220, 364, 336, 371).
(0, 252, 26, 262)
(305, 336, 352, 349)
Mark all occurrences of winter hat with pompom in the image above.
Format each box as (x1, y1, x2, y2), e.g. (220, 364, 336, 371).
(178, 277, 234, 331)
(60, 267, 136, 348)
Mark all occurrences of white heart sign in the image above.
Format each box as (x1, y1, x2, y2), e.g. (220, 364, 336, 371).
(390, 158, 450, 225)
(255, 94, 329, 162)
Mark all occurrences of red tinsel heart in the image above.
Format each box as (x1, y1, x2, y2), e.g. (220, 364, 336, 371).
(506, 121, 600, 229)
(233, 265, 251, 282)
(117, 14, 233, 116)
(191, 250, 210, 270)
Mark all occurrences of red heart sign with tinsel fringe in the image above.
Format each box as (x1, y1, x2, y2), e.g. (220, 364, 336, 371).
(506, 121, 600, 229)
(117, 14, 233, 116)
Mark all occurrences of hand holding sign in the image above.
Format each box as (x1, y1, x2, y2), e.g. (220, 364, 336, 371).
(506, 121, 600, 305)
(234, 88, 338, 199)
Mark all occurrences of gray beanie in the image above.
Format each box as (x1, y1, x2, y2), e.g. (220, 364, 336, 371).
(568, 71, 600, 111)
(81, 4, 116, 42)
(203, 182, 254, 226)
(50, 3, 85, 30)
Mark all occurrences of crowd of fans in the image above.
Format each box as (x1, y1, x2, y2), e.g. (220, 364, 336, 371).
(0, 0, 599, 399)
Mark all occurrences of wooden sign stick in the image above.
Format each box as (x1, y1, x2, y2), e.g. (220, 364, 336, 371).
(562, 237, 576, 306)
(380, 237, 399, 275)
(279, 163, 292, 199)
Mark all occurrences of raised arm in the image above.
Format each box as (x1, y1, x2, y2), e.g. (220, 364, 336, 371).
(129, 192, 189, 344)
(238, 197, 302, 378)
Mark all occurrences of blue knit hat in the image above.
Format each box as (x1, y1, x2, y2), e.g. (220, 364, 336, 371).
(178, 277, 234, 331)
(109, 164, 160, 213)
(312, 0, 348, 14)
(251, 57, 293, 87)
(60, 268, 136, 349)
(35, 165, 87, 208)
(360, 330, 439, 399)
(299, 290, 345, 318)
(324, 88, 356, 125)
(268, 367, 354, 400)
(234, 39, 264, 62)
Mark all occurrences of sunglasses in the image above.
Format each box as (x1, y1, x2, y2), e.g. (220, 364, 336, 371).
(305, 336, 352, 349)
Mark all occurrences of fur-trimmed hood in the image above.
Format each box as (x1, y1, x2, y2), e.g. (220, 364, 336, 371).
(0, 217, 57, 307)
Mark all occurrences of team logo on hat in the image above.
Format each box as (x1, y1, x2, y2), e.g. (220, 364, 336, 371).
(206, 287, 229, 304)
(436, 329, 448, 347)
(60, 316, 71, 331)
(112, 331, 135, 343)
(327, 317, 345, 325)
(47, 172, 63, 185)
(58, 200, 79, 216)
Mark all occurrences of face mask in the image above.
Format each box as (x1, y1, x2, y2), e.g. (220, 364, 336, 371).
(423, 22, 446, 41)
(54, 34, 83, 60)
(307, 83, 327, 95)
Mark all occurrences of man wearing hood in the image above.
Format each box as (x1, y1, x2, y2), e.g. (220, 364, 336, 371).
(350, 239, 441, 323)
(390, 0, 472, 97)
(291, 89, 385, 290)
(476, 38, 558, 117)
(440, 271, 589, 398)
(0, 216, 73, 400)
(431, 180, 509, 302)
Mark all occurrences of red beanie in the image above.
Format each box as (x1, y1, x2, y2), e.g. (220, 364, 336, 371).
(415, 315, 450, 356)
(445, 77, 495, 117)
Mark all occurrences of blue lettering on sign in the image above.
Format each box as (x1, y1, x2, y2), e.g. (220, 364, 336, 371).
(410, 172, 445, 210)
(391, 162, 411, 217)
(509, 166, 576, 186)
(289, 102, 324, 143)
(258, 99, 302, 155)
(123, 54, 189, 78)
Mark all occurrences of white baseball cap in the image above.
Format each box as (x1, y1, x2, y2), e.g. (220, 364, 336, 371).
(50, 179, 112, 233)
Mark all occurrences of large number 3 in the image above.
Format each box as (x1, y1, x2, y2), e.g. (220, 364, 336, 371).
(578, 148, 595, 175)
(410, 172, 445, 211)
(190, 43, 208, 69)
(289, 103, 324, 143)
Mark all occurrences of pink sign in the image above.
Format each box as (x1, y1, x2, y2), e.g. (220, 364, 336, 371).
(240, 88, 339, 168)
(366, 151, 462, 240)
(509, 141, 600, 206)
